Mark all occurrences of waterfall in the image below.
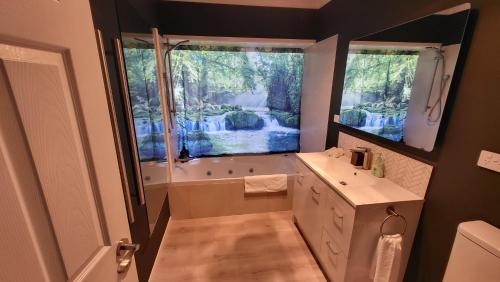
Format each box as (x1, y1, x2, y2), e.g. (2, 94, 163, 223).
(183, 119, 199, 131)
(362, 112, 405, 129)
(363, 112, 385, 129)
(201, 114, 227, 132)
(253, 110, 298, 133)
(260, 114, 281, 130)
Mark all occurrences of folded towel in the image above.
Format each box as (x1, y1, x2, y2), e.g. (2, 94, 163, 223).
(370, 234, 403, 282)
(325, 146, 345, 158)
(244, 174, 287, 194)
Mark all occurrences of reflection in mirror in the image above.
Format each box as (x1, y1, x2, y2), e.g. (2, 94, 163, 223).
(339, 4, 472, 151)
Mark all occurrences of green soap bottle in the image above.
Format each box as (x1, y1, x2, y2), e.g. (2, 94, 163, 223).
(371, 153, 385, 178)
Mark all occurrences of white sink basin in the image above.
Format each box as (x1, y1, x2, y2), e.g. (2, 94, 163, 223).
(296, 152, 422, 206)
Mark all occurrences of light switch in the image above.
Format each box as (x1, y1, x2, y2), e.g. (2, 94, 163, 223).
(477, 150, 500, 173)
(333, 114, 340, 123)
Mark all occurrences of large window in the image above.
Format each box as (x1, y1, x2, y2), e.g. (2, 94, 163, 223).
(124, 43, 304, 160)
(171, 46, 303, 157)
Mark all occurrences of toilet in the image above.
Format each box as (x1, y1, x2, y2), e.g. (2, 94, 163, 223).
(443, 221, 500, 282)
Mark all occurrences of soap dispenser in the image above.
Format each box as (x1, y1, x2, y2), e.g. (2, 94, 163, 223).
(371, 153, 385, 178)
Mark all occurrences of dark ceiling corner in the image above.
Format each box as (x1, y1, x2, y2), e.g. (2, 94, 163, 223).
(158, 1, 318, 39)
(116, 0, 161, 33)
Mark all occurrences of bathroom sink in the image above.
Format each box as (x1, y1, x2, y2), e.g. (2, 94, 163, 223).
(296, 152, 422, 206)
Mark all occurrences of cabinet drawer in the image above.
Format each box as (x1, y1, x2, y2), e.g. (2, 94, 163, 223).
(320, 229, 348, 282)
(323, 187, 355, 255)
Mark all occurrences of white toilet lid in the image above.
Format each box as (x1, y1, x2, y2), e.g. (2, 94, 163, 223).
(458, 221, 500, 258)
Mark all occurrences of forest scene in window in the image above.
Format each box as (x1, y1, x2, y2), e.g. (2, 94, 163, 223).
(123, 46, 165, 161)
(171, 46, 303, 157)
(123, 44, 303, 160)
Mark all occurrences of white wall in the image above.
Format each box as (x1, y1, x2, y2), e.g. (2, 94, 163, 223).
(300, 35, 338, 152)
(404, 44, 460, 151)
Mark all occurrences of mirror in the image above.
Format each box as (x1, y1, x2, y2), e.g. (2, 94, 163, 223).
(339, 4, 472, 151)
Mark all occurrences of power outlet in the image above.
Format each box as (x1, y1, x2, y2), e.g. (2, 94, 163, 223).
(333, 114, 340, 123)
(477, 150, 500, 173)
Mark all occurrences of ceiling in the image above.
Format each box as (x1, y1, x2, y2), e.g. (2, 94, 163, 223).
(163, 0, 332, 9)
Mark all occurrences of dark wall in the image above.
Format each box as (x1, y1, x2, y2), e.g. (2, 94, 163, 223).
(360, 12, 469, 46)
(158, 1, 316, 39)
(318, 1, 500, 281)
(116, 0, 160, 33)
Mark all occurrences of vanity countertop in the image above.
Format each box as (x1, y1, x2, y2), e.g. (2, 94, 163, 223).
(296, 152, 423, 207)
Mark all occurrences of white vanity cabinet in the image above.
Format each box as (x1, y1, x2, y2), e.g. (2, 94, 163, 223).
(292, 153, 424, 282)
(292, 158, 324, 253)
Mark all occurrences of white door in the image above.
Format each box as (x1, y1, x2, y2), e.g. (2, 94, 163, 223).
(0, 1, 137, 281)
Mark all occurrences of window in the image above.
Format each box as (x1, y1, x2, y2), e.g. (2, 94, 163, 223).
(171, 46, 303, 157)
(123, 43, 304, 160)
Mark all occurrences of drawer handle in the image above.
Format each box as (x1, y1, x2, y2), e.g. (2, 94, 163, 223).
(326, 241, 339, 255)
(310, 186, 320, 204)
(330, 207, 344, 230)
(326, 241, 339, 266)
(297, 173, 304, 184)
(310, 186, 320, 194)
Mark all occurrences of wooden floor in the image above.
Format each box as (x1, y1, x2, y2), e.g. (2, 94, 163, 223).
(149, 211, 326, 282)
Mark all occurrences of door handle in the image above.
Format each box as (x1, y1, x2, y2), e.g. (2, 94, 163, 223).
(116, 238, 140, 274)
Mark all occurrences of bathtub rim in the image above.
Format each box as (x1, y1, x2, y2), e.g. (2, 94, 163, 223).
(142, 153, 297, 186)
(169, 174, 297, 187)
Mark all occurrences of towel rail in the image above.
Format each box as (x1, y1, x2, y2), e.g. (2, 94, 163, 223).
(379, 206, 407, 237)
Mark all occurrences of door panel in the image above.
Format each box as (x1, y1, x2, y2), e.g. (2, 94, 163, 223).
(0, 0, 137, 281)
(0, 85, 66, 281)
(2, 46, 105, 276)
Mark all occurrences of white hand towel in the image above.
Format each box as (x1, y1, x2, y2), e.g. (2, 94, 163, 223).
(370, 234, 403, 282)
(244, 174, 287, 193)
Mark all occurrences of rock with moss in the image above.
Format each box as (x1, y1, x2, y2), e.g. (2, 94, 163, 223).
(225, 110, 264, 130)
(340, 109, 367, 127)
(203, 104, 243, 116)
(269, 110, 299, 128)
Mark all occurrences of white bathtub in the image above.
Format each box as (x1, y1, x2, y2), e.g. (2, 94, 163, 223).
(173, 153, 296, 183)
(140, 154, 297, 219)
(140, 153, 296, 185)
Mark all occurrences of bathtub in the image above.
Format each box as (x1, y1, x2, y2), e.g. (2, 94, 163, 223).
(140, 154, 297, 219)
(173, 153, 296, 183)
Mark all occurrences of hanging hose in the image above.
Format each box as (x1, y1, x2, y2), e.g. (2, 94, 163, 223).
(426, 48, 451, 125)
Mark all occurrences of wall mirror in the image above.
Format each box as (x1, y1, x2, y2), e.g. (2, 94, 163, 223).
(339, 4, 472, 151)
